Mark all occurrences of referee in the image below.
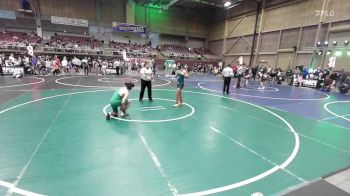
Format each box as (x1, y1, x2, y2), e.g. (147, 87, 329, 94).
(222, 64, 234, 94)
(139, 62, 153, 102)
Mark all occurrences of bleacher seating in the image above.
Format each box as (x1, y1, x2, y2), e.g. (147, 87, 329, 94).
(43, 34, 103, 54)
(0, 31, 220, 63)
(194, 48, 219, 60)
(109, 41, 157, 57)
(0, 31, 41, 51)
(160, 45, 199, 59)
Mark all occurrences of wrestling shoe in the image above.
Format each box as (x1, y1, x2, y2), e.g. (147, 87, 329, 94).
(121, 112, 127, 118)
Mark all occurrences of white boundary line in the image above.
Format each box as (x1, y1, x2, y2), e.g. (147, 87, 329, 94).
(0, 77, 45, 89)
(103, 98, 195, 123)
(55, 76, 171, 88)
(138, 131, 178, 195)
(324, 101, 350, 122)
(209, 126, 306, 183)
(5, 93, 72, 196)
(0, 89, 110, 115)
(139, 106, 164, 110)
(0, 89, 110, 196)
(156, 74, 223, 82)
(230, 106, 350, 155)
(232, 85, 279, 92)
(1, 89, 32, 92)
(0, 181, 45, 196)
(141, 108, 166, 112)
(157, 74, 176, 80)
(97, 78, 138, 83)
(152, 89, 299, 196)
(266, 106, 350, 131)
(0, 89, 300, 196)
(322, 114, 350, 121)
(198, 82, 330, 101)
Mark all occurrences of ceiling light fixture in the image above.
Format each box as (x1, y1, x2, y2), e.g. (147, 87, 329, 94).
(224, 1, 232, 7)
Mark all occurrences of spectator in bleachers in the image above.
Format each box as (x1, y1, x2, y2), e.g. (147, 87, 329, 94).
(9, 53, 15, 64)
(110, 41, 157, 58)
(101, 59, 108, 75)
(236, 64, 243, 88)
(114, 59, 121, 75)
(0, 31, 41, 51)
(23, 55, 31, 74)
(45, 34, 102, 54)
(52, 55, 61, 76)
(45, 57, 52, 75)
(61, 56, 68, 75)
(0, 56, 3, 76)
(82, 57, 89, 76)
(72, 57, 81, 73)
(31, 55, 37, 67)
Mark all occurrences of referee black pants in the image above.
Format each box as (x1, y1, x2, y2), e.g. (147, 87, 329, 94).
(84, 67, 88, 76)
(223, 77, 231, 93)
(116, 67, 120, 75)
(139, 79, 152, 101)
(236, 74, 242, 88)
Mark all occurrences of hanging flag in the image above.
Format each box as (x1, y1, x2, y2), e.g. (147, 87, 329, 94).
(27, 44, 34, 56)
(122, 50, 130, 61)
(328, 55, 336, 68)
(238, 56, 244, 65)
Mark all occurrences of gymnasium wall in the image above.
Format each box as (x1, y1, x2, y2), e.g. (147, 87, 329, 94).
(226, 35, 254, 54)
(39, 0, 126, 25)
(208, 40, 224, 56)
(227, 14, 260, 39)
(0, 18, 36, 30)
(0, 0, 19, 11)
(224, 55, 251, 65)
(262, 0, 322, 32)
(0, 0, 209, 46)
(208, 21, 225, 41)
(134, 6, 208, 38)
(39, 0, 96, 22)
(187, 37, 205, 49)
(208, 0, 350, 71)
(156, 34, 185, 46)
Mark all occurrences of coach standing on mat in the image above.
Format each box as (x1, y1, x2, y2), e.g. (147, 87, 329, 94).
(222, 64, 234, 94)
(139, 62, 153, 102)
(236, 64, 243, 88)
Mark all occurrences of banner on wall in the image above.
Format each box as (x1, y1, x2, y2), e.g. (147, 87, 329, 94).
(328, 56, 336, 68)
(112, 22, 147, 33)
(51, 16, 88, 27)
(0, 10, 16, 19)
(2, 67, 24, 75)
